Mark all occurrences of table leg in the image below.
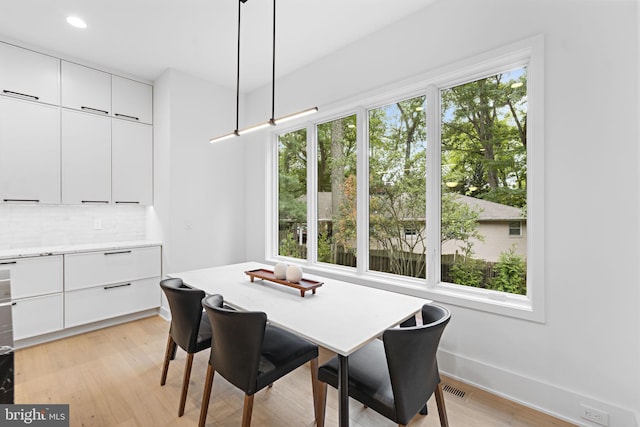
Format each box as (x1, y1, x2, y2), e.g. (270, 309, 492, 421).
(338, 354, 349, 427)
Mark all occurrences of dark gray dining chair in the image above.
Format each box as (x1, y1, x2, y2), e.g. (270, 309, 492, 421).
(317, 303, 451, 427)
(159, 278, 222, 417)
(199, 294, 320, 427)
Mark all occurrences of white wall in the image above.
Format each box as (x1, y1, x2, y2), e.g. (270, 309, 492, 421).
(152, 69, 247, 275)
(241, 0, 639, 425)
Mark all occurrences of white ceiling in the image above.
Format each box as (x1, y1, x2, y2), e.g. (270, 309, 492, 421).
(0, 0, 435, 93)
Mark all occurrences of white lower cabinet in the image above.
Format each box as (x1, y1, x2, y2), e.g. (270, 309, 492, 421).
(3, 244, 161, 344)
(1, 255, 63, 299)
(12, 293, 63, 340)
(63, 245, 161, 329)
(2, 255, 64, 340)
(65, 277, 160, 328)
(65, 246, 160, 291)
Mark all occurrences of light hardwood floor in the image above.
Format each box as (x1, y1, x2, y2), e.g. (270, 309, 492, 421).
(15, 316, 575, 427)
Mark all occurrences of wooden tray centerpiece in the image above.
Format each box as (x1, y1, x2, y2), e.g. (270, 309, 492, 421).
(244, 268, 323, 297)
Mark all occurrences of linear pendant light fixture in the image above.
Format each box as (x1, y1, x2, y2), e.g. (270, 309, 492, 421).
(209, 0, 318, 143)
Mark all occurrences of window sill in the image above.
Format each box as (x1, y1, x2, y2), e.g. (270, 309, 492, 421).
(268, 258, 543, 323)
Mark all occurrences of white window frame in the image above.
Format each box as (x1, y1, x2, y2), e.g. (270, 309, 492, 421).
(266, 35, 544, 322)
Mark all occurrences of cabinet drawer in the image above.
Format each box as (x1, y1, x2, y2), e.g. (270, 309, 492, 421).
(64, 246, 160, 291)
(64, 277, 160, 328)
(0, 255, 63, 299)
(12, 293, 63, 340)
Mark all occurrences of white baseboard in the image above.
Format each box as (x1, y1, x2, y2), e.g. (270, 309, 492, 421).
(438, 349, 638, 427)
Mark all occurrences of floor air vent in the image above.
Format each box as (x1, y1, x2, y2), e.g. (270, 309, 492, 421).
(443, 383, 466, 399)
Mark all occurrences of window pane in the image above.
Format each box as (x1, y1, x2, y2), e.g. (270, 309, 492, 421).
(368, 96, 427, 278)
(278, 128, 307, 259)
(441, 67, 527, 295)
(509, 221, 522, 236)
(317, 115, 357, 267)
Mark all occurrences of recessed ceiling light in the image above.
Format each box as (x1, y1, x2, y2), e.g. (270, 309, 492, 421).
(66, 16, 87, 29)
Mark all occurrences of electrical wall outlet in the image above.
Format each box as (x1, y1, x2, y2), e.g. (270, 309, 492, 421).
(581, 404, 608, 426)
(93, 218, 102, 230)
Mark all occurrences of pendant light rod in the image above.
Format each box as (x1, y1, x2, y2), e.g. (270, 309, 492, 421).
(270, 0, 276, 124)
(235, 0, 242, 133)
(209, 0, 318, 144)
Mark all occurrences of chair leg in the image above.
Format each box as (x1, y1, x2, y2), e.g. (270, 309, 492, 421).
(310, 358, 319, 422)
(317, 382, 327, 427)
(198, 365, 215, 427)
(434, 382, 449, 427)
(241, 394, 255, 427)
(160, 335, 176, 386)
(178, 353, 194, 417)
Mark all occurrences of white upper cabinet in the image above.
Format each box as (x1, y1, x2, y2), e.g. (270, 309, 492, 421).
(112, 76, 152, 124)
(61, 109, 112, 204)
(112, 120, 153, 205)
(61, 61, 111, 115)
(0, 42, 60, 105)
(0, 97, 60, 203)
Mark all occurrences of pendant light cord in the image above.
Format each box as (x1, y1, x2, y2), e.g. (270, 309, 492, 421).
(270, 0, 276, 124)
(235, 0, 242, 133)
(209, 0, 317, 143)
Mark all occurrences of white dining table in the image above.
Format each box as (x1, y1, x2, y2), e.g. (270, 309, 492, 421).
(169, 261, 429, 427)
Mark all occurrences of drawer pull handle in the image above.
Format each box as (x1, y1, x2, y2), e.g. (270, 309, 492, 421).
(81, 200, 109, 204)
(104, 250, 132, 256)
(3, 90, 39, 100)
(81, 106, 109, 115)
(104, 283, 131, 290)
(115, 201, 140, 204)
(3, 199, 40, 203)
(115, 113, 139, 121)
(0, 261, 17, 265)
(11, 302, 16, 306)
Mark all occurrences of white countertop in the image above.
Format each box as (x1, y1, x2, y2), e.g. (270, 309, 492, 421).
(0, 240, 162, 260)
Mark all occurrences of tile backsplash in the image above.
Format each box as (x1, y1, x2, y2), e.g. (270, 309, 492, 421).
(0, 204, 146, 250)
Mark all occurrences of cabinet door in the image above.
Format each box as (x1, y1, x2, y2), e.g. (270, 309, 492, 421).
(61, 61, 111, 115)
(0, 97, 61, 203)
(12, 293, 64, 340)
(112, 76, 152, 124)
(0, 42, 60, 105)
(0, 255, 63, 300)
(61, 110, 111, 204)
(112, 120, 152, 205)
